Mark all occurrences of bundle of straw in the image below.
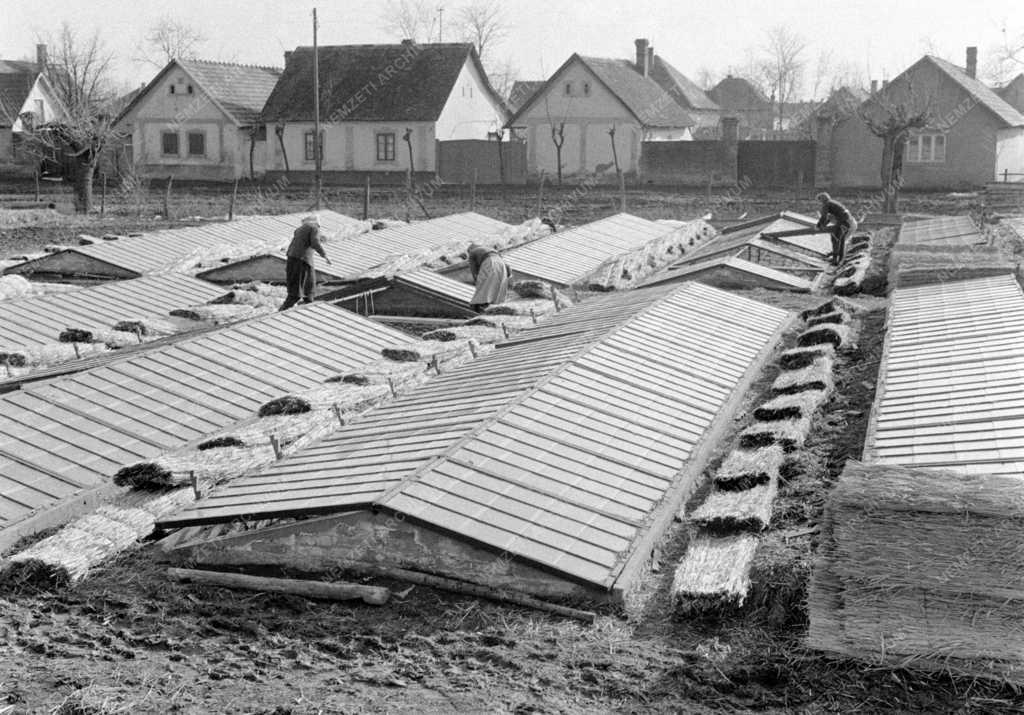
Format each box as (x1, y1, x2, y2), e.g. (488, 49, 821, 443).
(197, 435, 246, 451)
(422, 325, 503, 344)
(689, 479, 778, 532)
(771, 358, 835, 395)
(335, 358, 424, 385)
(381, 338, 471, 362)
(777, 345, 835, 370)
(799, 300, 836, 321)
(258, 395, 312, 417)
(484, 298, 557, 317)
(806, 311, 848, 328)
(796, 323, 851, 349)
(170, 304, 257, 323)
(672, 534, 759, 616)
(713, 446, 785, 490)
(511, 279, 553, 299)
(753, 390, 830, 422)
(738, 413, 813, 452)
(113, 461, 176, 489)
(808, 461, 1024, 683)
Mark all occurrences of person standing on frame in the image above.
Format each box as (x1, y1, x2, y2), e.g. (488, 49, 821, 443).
(467, 243, 509, 313)
(815, 192, 857, 267)
(279, 214, 332, 311)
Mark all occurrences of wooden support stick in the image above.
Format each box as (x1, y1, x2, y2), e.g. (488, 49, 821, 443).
(430, 354, 441, 375)
(72, 342, 80, 359)
(387, 377, 398, 397)
(501, 323, 510, 339)
(189, 471, 200, 500)
(571, 286, 580, 302)
(167, 568, 390, 605)
(135, 326, 144, 343)
(468, 341, 478, 358)
(269, 435, 282, 460)
(550, 284, 560, 311)
(529, 308, 537, 324)
(348, 562, 595, 622)
(332, 403, 345, 426)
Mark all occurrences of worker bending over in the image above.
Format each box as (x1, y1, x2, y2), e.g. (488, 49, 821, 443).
(280, 214, 332, 311)
(815, 192, 857, 267)
(468, 244, 509, 313)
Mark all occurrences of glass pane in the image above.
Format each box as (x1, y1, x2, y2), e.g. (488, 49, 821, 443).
(933, 135, 946, 161)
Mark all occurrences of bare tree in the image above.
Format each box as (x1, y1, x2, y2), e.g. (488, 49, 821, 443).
(381, 0, 436, 42)
(810, 48, 833, 100)
(984, 26, 1024, 85)
(696, 67, 719, 91)
(487, 57, 518, 100)
(135, 16, 205, 67)
(456, 0, 507, 65)
(25, 24, 117, 213)
(858, 79, 933, 213)
(760, 26, 807, 130)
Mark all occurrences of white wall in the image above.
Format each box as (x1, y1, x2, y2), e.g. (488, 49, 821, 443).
(120, 65, 244, 179)
(268, 121, 437, 172)
(514, 58, 684, 175)
(435, 57, 507, 141)
(11, 78, 62, 132)
(996, 127, 1024, 181)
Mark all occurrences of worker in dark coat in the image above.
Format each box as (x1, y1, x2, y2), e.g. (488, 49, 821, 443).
(816, 192, 857, 267)
(468, 244, 509, 313)
(279, 214, 332, 310)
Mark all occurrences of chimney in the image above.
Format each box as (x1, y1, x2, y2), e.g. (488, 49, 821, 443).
(36, 43, 47, 72)
(284, 50, 293, 66)
(966, 46, 977, 78)
(870, 79, 878, 94)
(882, 79, 889, 89)
(647, 46, 654, 72)
(635, 38, 650, 77)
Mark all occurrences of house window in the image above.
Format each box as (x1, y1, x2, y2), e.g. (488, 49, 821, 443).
(34, 99, 44, 123)
(304, 130, 325, 161)
(564, 82, 573, 96)
(161, 132, 179, 156)
(583, 82, 591, 97)
(187, 85, 194, 95)
(169, 85, 176, 95)
(376, 132, 396, 161)
(187, 131, 205, 157)
(906, 133, 946, 163)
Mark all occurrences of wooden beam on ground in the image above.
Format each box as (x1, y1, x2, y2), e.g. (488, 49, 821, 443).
(167, 567, 390, 605)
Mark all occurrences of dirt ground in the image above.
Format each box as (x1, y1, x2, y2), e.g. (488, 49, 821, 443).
(2, 185, 1023, 713)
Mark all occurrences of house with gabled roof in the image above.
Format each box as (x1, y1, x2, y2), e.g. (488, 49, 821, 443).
(113, 58, 281, 181)
(829, 48, 1024, 189)
(260, 42, 508, 183)
(507, 39, 697, 179)
(707, 75, 774, 137)
(0, 45, 64, 165)
(997, 73, 1024, 115)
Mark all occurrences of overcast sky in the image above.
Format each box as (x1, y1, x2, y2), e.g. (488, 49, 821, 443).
(3, 0, 1021, 95)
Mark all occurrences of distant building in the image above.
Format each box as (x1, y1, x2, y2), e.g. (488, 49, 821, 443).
(507, 81, 545, 112)
(997, 73, 1024, 115)
(828, 48, 1024, 188)
(114, 59, 281, 181)
(707, 75, 774, 137)
(261, 42, 508, 182)
(508, 39, 699, 179)
(0, 44, 63, 164)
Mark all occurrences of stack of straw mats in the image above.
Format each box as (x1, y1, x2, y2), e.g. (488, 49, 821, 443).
(833, 233, 872, 296)
(808, 461, 1024, 684)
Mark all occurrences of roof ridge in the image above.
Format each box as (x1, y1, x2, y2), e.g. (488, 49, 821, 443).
(181, 58, 282, 72)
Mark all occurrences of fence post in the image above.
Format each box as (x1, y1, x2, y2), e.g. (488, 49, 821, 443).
(101, 174, 106, 217)
(34, 168, 40, 203)
(536, 171, 545, 217)
(363, 175, 370, 220)
(795, 169, 803, 203)
(470, 169, 478, 212)
(164, 175, 173, 219)
(228, 177, 239, 220)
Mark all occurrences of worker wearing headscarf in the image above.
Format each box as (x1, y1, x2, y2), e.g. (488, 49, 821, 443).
(280, 214, 332, 311)
(468, 243, 509, 313)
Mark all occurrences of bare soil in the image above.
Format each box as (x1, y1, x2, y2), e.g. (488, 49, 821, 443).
(2, 186, 1022, 713)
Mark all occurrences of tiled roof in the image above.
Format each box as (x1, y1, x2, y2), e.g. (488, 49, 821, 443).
(649, 56, 719, 111)
(0, 61, 37, 126)
(926, 56, 1024, 127)
(262, 43, 504, 122)
(508, 80, 545, 110)
(708, 75, 771, 111)
(178, 60, 280, 125)
(577, 56, 695, 127)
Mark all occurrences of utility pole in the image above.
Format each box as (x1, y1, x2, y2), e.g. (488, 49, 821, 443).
(313, 7, 322, 209)
(437, 6, 443, 41)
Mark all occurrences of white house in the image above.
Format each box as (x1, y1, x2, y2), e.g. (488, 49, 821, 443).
(0, 45, 64, 163)
(260, 42, 509, 181)
(507, 40, 700, 179)
(114, 59, 281, 181)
